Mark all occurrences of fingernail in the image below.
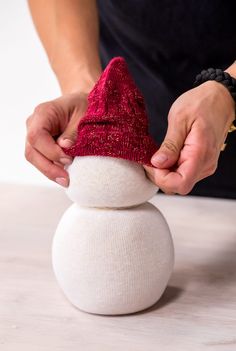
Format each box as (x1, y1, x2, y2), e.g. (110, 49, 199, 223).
(59, 157, 72, 165)
(151, 153, 168, 165)
(59, 139, 73, 148)
(55, 177, 69, 187)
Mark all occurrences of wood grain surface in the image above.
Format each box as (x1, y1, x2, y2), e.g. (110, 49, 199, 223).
(0, 183, 236, 351)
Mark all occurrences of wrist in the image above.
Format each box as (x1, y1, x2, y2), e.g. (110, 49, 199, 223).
(197, 81, 235, 128)
(194, 67, 236, 124)
(61, 73, 101, 95)
(211, 81, 235, 122)
(224, 60, 236, 79)
(57, 65, 102, 95)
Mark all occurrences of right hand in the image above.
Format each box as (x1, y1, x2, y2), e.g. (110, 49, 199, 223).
(25, 91, 88, 187)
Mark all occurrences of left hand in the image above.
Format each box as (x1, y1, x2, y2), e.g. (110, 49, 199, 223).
(144, 81, 235, 195)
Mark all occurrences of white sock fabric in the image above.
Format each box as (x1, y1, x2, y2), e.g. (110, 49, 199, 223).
(65, 156, 158, 208)
(52, 202, 174, 315)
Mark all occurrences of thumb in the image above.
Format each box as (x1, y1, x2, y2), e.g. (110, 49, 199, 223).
(151, 119, 187, 168)
(57, 113, 82, 149)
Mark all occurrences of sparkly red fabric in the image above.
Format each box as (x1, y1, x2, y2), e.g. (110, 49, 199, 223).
(63, 57, 158, 166)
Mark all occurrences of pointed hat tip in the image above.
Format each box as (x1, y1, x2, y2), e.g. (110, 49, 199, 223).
(103, 56, 129, 76)
(107, 56, 126, 66)
(88, 56, 137, 104)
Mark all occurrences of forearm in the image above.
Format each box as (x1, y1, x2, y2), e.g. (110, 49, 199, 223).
(28, 0, 101, 94)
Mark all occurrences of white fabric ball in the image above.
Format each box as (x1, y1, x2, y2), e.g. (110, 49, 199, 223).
(65, 156, 158, 208)
(52, 202, 174, 315)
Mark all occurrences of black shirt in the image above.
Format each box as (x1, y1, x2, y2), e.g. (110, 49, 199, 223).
(97, 0, 236, 199)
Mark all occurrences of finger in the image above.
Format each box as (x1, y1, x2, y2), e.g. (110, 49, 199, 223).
(25, 142, 69, 186)
(152, 150, 201, 195)
(27, 127, 72, 165)
(151, 114, 188, 169)
(144, 165, 177, 195)
(143, 165, 156, 183)
(54, 161, 66, 168)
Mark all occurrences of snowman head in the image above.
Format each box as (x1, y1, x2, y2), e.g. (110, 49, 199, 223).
(63, 57, 159, 208)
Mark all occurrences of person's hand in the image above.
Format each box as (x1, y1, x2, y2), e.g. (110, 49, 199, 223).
(144, 81, 235, 195)
(25, 92, 88, 187)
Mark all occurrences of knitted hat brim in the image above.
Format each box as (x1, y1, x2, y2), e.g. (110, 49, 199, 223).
(64, 132, 158, 166)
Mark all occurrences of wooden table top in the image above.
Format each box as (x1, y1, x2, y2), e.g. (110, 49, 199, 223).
(0, 183, 236, 351)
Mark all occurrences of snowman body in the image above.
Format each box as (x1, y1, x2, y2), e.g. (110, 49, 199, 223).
(52, 156, 174, 315)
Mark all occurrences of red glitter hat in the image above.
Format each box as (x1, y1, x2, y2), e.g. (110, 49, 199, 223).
(63, 57, 158, 166)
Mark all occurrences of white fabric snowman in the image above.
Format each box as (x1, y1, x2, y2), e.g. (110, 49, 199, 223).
(52, 57, 174, 315)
